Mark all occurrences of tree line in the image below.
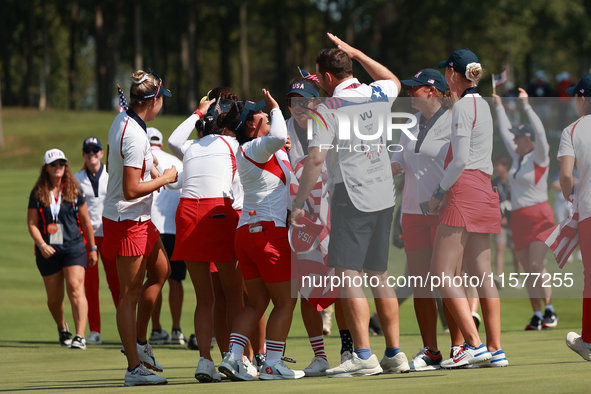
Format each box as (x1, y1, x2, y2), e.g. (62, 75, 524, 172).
(1, 0, 591, 115)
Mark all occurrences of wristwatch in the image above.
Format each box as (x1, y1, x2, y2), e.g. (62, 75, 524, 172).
(292, 200, 305, 209)
(90, 245, 98, 252)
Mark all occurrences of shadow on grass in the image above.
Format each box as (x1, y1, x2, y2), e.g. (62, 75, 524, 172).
(1, 378, 199, 391)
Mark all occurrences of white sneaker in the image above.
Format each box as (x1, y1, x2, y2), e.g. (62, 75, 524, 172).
(149, 329, 170, 345)
(87, 331, 102, 345)
(326, 352, 382, 378)
(440, 343, 491, 369)
(340, 350, 353, 364)
(242, 356, 259, 377)
(259, 360, 305, 380)
(124, 364, 167, 386)
(171, 329, 187, 345)
(321, 306, 333, 335)
(195, 357, 221, 383)
(218, 353, 254, 381)
(465, 350, 509, 368)
(566, 332, 591, 361)
(303, 356, 330, 377)
(450, 345, 463, 359)
(380, 352, 410, 373)
(137, 342, 164, 372)
(409, 347, 442, 372)
(70, 335, 86, 350)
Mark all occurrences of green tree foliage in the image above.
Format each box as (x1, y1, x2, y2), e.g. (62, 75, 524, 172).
(1, 0, 590, 112)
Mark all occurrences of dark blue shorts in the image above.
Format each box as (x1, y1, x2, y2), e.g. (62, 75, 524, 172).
(36, 243, 87, 277)
(160, 233, 186, 282)
(327, 183, 394, 272)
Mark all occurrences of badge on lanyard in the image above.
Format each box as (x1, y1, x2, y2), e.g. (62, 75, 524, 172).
(49, 190, 64, 245)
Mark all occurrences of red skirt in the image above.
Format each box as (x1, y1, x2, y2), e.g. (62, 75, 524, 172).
(172, 197, 239, 263)
(439, 170, 501, 234)
(102, 218, 160, 260)
(510, 201, 555, 251)
(401, 213, 439, 252)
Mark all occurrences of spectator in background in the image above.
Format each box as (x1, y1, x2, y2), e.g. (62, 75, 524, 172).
(27, 149, 98, 350)
(491, 156, 519, 286)
(75, 137, 120, 346)
(147, 127, 187, 346)
(556, 72, 576, 136)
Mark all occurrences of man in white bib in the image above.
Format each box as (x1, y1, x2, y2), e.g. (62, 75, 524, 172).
(290, 32, 409, 377)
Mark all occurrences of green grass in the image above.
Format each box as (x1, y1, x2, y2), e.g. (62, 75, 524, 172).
(1, 108, 589, 392)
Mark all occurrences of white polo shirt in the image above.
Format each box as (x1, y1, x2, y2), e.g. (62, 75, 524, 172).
(440, 90, 494, 190)
(391, 108, 452, 214)
(75, 165, 108, 236)
(558, 114, 591, 221)
(237, 108, 291, 228)
(151, 147, 183, 234)
(103, 110, 154, 222)
(496, 104, 550, 210)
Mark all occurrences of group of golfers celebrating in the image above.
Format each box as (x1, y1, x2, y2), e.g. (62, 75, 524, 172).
(27, 32, 591, 386)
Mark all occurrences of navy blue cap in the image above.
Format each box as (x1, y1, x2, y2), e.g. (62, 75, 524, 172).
(401, 69, 448, 93)
(438, 49, 479, 75)
(130, 72, 172, 100)
(509, 123, 535, 142)
(286, 81, 319, 98)
(233, 100, 267, 133)
(566, 75, 591, 97)
(82, 137, 102, 150)
(205, 99, 234, 122)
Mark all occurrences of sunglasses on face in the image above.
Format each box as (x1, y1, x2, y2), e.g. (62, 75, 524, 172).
(50, 160, 67, 167)
(286, 97, 314, 108)
(83, 147, 101, 154)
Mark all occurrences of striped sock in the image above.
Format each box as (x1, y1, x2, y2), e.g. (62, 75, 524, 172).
(309, 335, 327, 361)
(266, 340, 285, 365)
(229, 333, 249, 361)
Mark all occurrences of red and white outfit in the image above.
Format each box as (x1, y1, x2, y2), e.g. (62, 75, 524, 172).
(235, 108, 292, 283)
(496, 104, 553, 250)
(168, 114, 239, 263)
(75, 165, 120, 334)
(102, 110, 160, 260)
(558, 113, 591, 342)
(150, 146, 183, 235)
(391, 108, 452, 251)
(287, 117, 335, 309)
(439, 89, 501, 233)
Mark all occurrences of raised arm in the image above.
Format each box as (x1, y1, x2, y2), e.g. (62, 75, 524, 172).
(327, 32, 401, 93)
(245, 90, 288, 162)
(524, 105, 549, 162)
(493, 95, 518, 156)
(168, 98, 216, 159)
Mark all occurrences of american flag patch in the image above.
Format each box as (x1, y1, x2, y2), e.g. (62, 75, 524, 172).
(428, 79, 435, 84)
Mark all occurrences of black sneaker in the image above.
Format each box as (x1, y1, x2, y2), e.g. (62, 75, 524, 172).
(472, 312, 481, 331)
(543, 309, 559, 328)
(187, 334, 199, 350)
(369, 312, 383, 335)
(525, 314, 543, 330)
(58, 323, 73, 347)
(254, 353, 266, 370)
(71, 335, 86, 349)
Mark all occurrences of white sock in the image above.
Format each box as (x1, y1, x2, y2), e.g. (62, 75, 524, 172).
(229, 333, 248, 361)
(266, 340, 285, 365)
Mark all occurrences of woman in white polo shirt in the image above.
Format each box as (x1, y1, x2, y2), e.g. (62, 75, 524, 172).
(559, 75, 591, 361)
(102, 70, 177, 387)
(74, 137, 120, 346)
(391, 68, 460, 371)
(429, 49, 506, 369)
(492, 89, 557, 331)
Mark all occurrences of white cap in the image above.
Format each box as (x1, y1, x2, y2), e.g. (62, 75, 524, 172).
(43, 148, 68, 165)
(147, 127, 163, 145)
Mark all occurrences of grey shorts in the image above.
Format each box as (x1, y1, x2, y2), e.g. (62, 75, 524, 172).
(327, 183, 394, 272)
